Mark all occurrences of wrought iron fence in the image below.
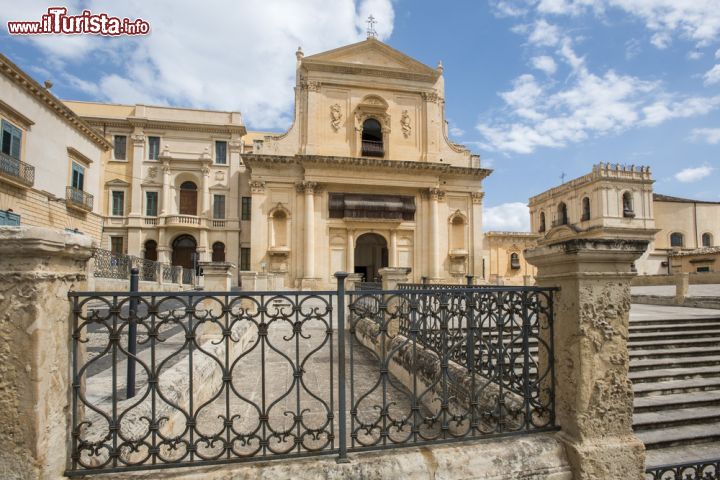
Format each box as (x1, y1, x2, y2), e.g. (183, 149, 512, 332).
(94, 248, 188, 286)
(347, 285, 557, 450)
(646, 460, 720, 479)
(65, 277, 557, 475)
(94, 248, 133, 279)
(66, 186, 94, 211)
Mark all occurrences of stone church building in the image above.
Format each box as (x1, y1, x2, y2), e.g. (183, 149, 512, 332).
(62, 38, 491, 289)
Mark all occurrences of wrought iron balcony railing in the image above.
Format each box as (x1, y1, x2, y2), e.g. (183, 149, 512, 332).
(0, 151, 35, 187)
(361, 139, 384, 157)
(66, 186, 94, 212)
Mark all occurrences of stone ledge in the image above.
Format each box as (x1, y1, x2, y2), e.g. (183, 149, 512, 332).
(69, 432, 571, 480)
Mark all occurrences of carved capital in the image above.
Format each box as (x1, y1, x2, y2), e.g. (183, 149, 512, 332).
(470, 192, 484, 204)
(250, 180, 266, 194)
(421, 91, 439, 103)
(296, 181, 318, 195)
(427, 187, 445, 201)
(299, 80, 321, 92)
(131, 134, 145, 146)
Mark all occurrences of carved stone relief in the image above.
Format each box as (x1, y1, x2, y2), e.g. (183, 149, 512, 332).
(330, 104, 343, 131)
(400, 110, 411, 138)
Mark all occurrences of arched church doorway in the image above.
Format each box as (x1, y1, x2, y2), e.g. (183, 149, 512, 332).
(354, 233, 388, 282)
(172, 234, 197, 269)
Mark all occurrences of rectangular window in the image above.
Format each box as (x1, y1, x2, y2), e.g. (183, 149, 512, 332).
(113, 135, 127, 160)
(241, 196, 251, 220)
(215, 140, 227, 165)
(1, 120, 22, 159)
(71, 162, 85, 190)
(240, 247, 251, 271)
(697, 267, 711, 273)
(146, 191, 158, 216)
(110, 236, 124, 255)
(0, 209, 20, 226)
(213, 194, 226, 219)
(148, 136, 160, 160)
(111, 191, 125, 216)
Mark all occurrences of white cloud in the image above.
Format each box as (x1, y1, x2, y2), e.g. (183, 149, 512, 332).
(490, 0, 528, 17)
(687, 49, 703, 60)
(642, 95, 720, 126)
(704, 64, 720, 85)
(0, 0, 394, 129)
(716, 48, 720, 59)
(674, 165, 715, 183)
(483, 202, 531, 232)
(528, 19, 561, 47)
(531, 55, 558, 75)
(691, 128, 720, 144)
(449, 126, 465, 137)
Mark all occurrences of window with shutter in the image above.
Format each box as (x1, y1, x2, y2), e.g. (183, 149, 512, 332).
(1, 120, 22, 159)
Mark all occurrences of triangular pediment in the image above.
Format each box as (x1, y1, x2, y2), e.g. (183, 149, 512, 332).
(105, 178, 131, 187)
(303, 38, 439, 79)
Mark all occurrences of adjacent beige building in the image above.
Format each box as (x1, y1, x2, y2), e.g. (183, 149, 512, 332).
(485, 231, 539, 285)
(0, 53, 110, 238)
(64, 101, 247, 278)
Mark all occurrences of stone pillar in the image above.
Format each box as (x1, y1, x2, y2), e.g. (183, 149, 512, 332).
(299, 181, 318, 288)
(525, 238, 649, 480)
(161, 161, 171, 215)
(674, 272, 689, 305)
(239, 271, 258, 291)
(390, 230, 398, 268)
(249, 180, 266, 272)
(428, 188, 443, 279)
(347, 229, 355, 273)
(523, 274, 534, 286)
(471, 192, 484, 278)
(0, 226, 94, 480)
(379, 267, 411, 290)
(346, 272, 363, 291)
(200, 262, 234, 291)
(201, 164, 211, 218)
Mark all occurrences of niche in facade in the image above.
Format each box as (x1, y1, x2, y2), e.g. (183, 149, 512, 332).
(268, 205, 290, 273)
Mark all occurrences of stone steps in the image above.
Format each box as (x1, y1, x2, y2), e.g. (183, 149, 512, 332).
(628, 312, 720, 466)
(630, 355, 720, 371)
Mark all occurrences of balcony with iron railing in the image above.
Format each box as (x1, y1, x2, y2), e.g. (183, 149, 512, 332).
(361, 139, 384, 157)
(0, 152, 35, 188)
(66, 186, 94, 212)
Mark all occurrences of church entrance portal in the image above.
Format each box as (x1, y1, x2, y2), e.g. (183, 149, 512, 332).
(354, 233, 388, 282)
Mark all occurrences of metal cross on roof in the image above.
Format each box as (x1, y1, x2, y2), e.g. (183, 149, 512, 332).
(366, 15, 377, 38)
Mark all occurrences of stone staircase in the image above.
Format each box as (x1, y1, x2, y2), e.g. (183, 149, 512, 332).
(630, 312, 720, 466)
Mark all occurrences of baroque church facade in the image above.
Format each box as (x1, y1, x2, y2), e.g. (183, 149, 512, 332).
(64, 37, 491, 289)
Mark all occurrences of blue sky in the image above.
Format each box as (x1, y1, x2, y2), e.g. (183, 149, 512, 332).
(2, 1, 719, 230)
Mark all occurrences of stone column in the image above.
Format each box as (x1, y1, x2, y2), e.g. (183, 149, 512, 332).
(390, 230, 398, 268)
(161, 161, 171, 215)
(200, 164, 211, 218)
(0, 226, 94, 480)
(428, 188, 443, 280)
(675, 272, 689, 305)
(299, 181, 318, 286)
(249, 180, 266, 272)
(525, 238, 649, 480)
(346, 229, 355, 273)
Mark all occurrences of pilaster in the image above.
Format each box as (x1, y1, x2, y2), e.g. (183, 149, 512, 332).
(525, 238, 649, 480)
(0, 226, 94, 480)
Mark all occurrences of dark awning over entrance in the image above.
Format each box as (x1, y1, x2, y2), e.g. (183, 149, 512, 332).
(329, 193, 415, 221)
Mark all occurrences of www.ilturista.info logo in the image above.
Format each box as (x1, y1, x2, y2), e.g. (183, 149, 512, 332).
(7, 7, 150, 36)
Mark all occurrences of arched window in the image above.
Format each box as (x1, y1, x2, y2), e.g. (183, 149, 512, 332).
(361, 118, 384, 157)
(622, 191, 634, 218)
(450, 215, 466, 250)
(581, 197, 590, 221)
(670, 232, 684, 248)
(702, 233, 713, 247)
(212, 242, 226, 262)
(557, 202, 568, 226)
(539, 212, 546, 233)
(510, 252, 521, 269)
(179, 181, 198, 215)
(144, 239, 157, 261)
(271, 210, 288, 247)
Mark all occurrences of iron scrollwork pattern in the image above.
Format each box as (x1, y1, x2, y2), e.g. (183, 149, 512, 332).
(346, 286, 557, 449)
(646, 460, 720, 480)
(68, 290, 337, 474)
